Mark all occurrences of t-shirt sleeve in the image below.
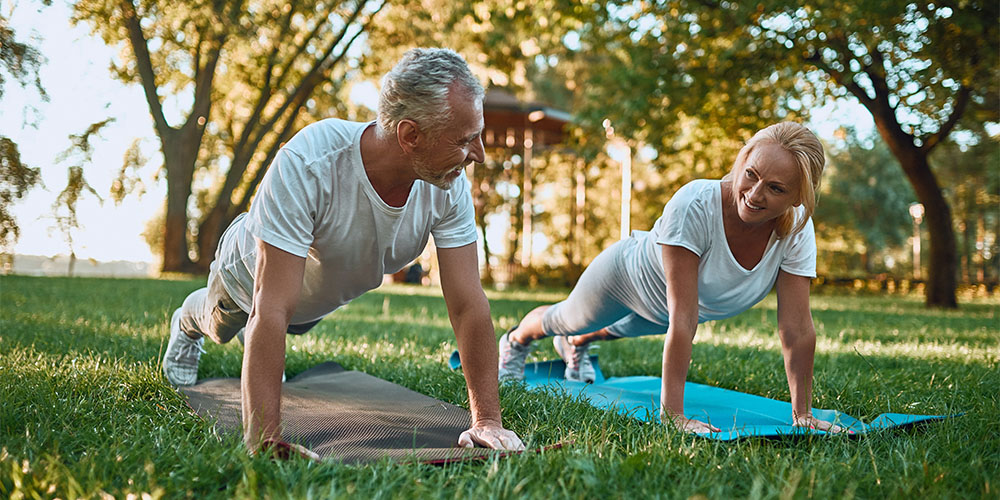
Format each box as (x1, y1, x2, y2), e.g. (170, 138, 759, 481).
(654, 181, 712, 257)
(244, 148, 319, 258)
(431, 174, 478, 248)
(780, 216, 817, 278)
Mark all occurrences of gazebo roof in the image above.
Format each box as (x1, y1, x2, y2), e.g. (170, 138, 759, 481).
(482, 89, 572, 148)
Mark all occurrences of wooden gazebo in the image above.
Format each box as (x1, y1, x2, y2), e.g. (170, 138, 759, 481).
(480, 89, 575, 269)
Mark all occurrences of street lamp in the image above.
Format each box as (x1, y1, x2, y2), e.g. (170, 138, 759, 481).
(908, 203, 924, 280)
(603, 119, 632, 240)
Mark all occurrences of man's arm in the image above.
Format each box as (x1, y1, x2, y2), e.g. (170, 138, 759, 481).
(660, 244, 720, 433)
(775, 270, 842, 433)
(241, 238, 306, 451)
(437, 243, 524, 450)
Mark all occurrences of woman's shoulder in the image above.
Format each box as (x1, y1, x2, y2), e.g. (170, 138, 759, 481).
(668, 179, 719, 208)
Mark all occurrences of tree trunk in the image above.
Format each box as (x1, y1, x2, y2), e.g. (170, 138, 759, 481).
(865, 99, 958, 307)
(160, 132, 199, 273)
(896, 151, 958, 307)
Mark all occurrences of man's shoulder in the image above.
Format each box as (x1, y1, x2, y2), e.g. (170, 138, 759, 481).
(283, 118, 368, 161)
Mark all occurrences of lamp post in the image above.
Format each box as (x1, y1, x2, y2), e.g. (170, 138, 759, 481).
(603, 119, 632, 240)
(909, 203, 924, 280)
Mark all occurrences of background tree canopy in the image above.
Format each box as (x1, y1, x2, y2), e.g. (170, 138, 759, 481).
(21, 0, 995, 306)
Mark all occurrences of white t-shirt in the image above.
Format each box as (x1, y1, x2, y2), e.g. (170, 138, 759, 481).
(212, 119, 478, 324)
(623, 179, 816, 324)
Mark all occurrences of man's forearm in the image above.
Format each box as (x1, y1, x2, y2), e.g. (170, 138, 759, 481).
(453, 309, 502, 424)
(241, 315, 287, 449)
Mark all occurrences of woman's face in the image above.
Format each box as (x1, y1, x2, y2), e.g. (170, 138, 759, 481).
(733, 142, 802, 226)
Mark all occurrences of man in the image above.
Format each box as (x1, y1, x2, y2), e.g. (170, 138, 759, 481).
(163, 48, 524, 454)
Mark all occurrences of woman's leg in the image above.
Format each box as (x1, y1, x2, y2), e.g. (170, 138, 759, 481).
(508, 240, 637, 346)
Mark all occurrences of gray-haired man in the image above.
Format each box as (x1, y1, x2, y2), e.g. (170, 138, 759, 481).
(163, 48, 524, 454)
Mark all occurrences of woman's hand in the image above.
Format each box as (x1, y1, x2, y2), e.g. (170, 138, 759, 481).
(792, 413, 845, 433)
(663, 412, 721, 433)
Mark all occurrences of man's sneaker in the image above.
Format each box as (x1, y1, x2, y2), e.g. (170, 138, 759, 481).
(554, 335, 596, 383)
(163, 308, 205, 386)
(498, 328, 535, 381)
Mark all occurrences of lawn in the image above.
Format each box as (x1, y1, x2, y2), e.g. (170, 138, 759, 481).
(1, 275, 997, 499)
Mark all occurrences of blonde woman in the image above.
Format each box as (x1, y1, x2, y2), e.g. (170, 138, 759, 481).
(499, 122, 843, 434)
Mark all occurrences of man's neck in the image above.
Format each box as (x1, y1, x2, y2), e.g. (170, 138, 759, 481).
(359, 124, 416, 207)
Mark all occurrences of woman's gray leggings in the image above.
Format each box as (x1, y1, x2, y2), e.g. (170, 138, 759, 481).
(541, 239, 668, 339)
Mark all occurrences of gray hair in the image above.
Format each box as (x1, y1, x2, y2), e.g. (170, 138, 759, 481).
(376, 48, 484, 141)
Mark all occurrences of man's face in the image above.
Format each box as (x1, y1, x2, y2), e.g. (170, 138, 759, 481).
(411, 90, 485, 190)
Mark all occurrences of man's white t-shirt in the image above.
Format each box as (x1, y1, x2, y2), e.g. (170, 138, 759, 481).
(212, 119, 478, 325)
(623, 179, 817, 325)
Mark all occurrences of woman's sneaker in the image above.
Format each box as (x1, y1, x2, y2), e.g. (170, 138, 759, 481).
(553, 335, 595, 383)
(163, 308, 205, 386)
(498, 328, 535, 381)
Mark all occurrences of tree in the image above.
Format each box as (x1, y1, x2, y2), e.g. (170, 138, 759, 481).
(814, 129, 917, 275)
(750, 1, 997, 306)
(73, 0, 384, 272)
(502, 0, 997, 306)
(50, 119, 114, 275)
(0, 6, 47, 252)
(932, 127, 1000, 285)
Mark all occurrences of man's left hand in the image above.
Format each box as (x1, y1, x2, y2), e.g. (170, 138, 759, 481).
(458, 420, 525, 450)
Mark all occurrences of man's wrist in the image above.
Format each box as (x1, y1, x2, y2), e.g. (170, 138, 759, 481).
(471, 416, 503, 427)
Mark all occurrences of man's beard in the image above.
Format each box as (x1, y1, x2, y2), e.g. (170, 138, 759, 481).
(413, 153, 464, 190)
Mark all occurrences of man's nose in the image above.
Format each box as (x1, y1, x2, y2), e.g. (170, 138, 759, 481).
(468, 136, 485, 164)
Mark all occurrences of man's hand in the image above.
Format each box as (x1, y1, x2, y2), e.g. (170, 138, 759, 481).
(792, 413, 846, 433)
(457, 419, 525, 451)
(663, 412, 721, 433)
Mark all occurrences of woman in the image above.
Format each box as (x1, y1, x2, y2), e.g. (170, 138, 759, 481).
(498, 122, 843, 433)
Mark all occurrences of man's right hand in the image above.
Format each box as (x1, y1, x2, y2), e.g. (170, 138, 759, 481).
(457, 419, 525, 451)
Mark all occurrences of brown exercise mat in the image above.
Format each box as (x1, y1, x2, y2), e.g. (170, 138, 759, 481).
(181, 361, 499, 464)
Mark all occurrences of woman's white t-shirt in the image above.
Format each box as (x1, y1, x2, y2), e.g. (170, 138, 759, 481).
(212, 119, 478, 324)
(623, 179, 817, 325)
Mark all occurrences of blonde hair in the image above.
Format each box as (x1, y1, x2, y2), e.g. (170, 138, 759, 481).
(723, 122, 825, 238)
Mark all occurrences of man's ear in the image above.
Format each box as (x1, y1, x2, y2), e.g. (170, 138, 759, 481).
(396, 120, 421, 154)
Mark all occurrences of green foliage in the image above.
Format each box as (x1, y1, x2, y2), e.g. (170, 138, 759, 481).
(49, 119, 115, 262)
(0, 6, 48, 252)
(71, 0, 384, 270)
(0, 138, 42, 252)
(815, 129, 917, 274)
(0, 9, 48, 101)
(1, 276, 997, 498)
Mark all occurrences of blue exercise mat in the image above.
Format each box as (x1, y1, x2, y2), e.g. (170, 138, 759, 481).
(450, 352, 951, 440)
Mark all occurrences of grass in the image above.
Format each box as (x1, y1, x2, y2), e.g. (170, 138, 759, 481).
(1, 274, 997, 499)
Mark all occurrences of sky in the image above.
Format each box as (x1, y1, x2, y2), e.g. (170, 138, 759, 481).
(3, 1, 875, 265)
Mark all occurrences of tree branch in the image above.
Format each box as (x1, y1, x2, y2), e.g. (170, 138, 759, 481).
(921, 85, 971, 154)
(119, 0, 170, 136)
(233, 4, 298, 159)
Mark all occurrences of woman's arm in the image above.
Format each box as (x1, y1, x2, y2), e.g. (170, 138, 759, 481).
(775, 270, 843, 432)
(660, 244, 720, 432)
